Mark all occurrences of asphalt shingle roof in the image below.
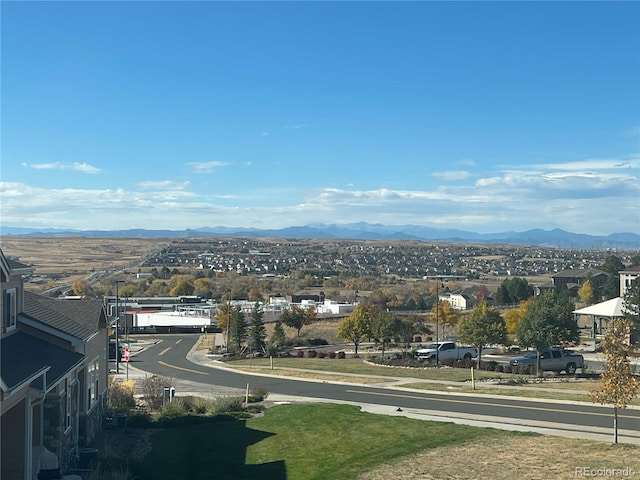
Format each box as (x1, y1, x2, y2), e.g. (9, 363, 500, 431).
(22, 291, 105, 340)
(1, 331, 84, 393)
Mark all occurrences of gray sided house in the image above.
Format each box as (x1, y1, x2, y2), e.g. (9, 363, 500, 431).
(1, 249, 108, 480)
(537, 268, 609, 298)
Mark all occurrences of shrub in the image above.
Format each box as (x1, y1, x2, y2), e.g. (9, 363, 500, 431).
(503, 365, 513, 374)
(481, 361, 497, 371)
(296, 350, 304, 358)
(495, 364, 504, 373)
(454, 358, 477, 369)
(328, 351, 336, 359)
(265, 343, 279, 357)
(317, 351, 327, 358)
(440, 358, 456, 367)
(351, 353, 359, 359)
(142, 375, 174, 411)
(306, 350, 318, 358)
(156, 402, 185, 423)
(248, 386, 267, 403)
(210, 396, 245, 415)
(126, 412, 153, 428)
(108, 378, 136, 412)
(337, 351, 346, 359)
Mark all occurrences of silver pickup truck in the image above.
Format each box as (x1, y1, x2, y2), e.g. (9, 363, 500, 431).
(509, 347, 584, 374)
(415, 341, 477, 362)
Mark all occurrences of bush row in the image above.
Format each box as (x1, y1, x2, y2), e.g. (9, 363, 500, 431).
(296, 350, 347, 359)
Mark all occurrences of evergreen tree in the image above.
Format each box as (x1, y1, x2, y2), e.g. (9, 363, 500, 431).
(270, 320, 286, 347)
(248, 302, 266, 353)
(229, 306, 246, 353)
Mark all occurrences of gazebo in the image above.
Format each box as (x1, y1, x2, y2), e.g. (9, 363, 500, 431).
(573, 297, 626, 337)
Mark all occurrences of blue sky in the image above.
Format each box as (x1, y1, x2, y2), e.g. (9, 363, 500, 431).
(2, 1, 639, 235)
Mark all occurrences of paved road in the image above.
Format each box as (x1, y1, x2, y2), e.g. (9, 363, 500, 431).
(124, 334, 640, 444)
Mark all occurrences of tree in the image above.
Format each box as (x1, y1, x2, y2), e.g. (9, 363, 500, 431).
(247, 302, 266, 354)
(577, 279, 595, 305)
(457, 301, 506, 367)
(280, 305, 310, 338)
(170, 279, 195, 296)
(229, 306, 246, 353)
(588, 320, 640, 443)
(193, 278, 212, 298)
(337, 305, 379, 353)
(495, 277, 533, 305)
(432, 300, 460, 338)
(503, 299, 531, 335)
(371, 311, 401, 359)
(71, 280, 92, 297)
(270, 320, 286, 348)
(337, 316, 366, 355)
(248, 287, 264, 302)
(601, 255, 624, 299)
(515, 291, 578, 375)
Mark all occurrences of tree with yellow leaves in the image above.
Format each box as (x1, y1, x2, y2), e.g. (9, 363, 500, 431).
(589, 319, 640, 444)
(432, 300, 460, 338)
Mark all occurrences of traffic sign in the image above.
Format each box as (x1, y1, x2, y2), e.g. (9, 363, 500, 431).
(124, 346, 130, 362)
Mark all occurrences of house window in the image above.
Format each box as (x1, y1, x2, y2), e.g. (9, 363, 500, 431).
(87, 359, 99, 408)
(2, 288, 17, 332)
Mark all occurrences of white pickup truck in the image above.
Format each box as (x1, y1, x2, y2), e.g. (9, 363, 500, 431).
(415, 341, 478, 362)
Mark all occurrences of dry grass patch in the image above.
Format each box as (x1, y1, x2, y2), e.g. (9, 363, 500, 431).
(1, 237, 169, 289)
(359, 436, 640, 480)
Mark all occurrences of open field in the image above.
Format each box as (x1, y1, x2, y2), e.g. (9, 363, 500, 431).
(0, 237, 168, 287)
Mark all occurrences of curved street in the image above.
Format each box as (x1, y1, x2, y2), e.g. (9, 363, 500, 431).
(119, 334, 640, 445)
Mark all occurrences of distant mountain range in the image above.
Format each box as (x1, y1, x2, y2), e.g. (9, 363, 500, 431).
(1, 223, 639, 250)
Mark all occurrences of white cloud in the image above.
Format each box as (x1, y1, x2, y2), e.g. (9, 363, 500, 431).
(431, 170, 473, 181)
(284, 123, 307, 130)
(24, 162, 102, 174)
(456, 159, 476, 167)
(2, 153, 638, 235)
(137, 180, 190, 190)
(186, 161, 228, 173)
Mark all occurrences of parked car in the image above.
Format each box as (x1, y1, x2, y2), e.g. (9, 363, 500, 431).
(415, 341, 477, 362)
(509, 347, 584, 374)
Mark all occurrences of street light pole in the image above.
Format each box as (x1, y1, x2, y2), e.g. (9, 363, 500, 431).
(424, 274, 462, 366)
(114, 280, 124, 374)
(225, 292, 231, 354)
(435, 281, 439, 365)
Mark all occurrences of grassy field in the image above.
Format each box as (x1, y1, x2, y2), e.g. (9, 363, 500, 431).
(0, 237, 167, 286)
(115, 403, 639, 480)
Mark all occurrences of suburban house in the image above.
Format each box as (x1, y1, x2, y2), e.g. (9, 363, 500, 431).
(1, 249, 109, 480)
(537, 268, 609, 297)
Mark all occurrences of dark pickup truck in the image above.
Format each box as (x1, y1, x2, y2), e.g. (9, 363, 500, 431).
(509, 347, 584, 374)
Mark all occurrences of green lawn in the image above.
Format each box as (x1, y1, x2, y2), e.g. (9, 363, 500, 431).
(130, 403, 525, 480)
